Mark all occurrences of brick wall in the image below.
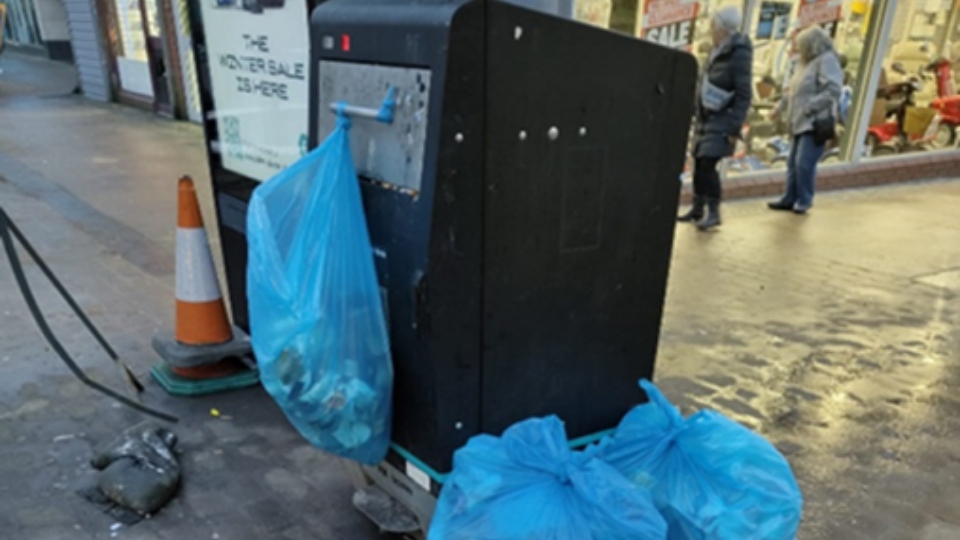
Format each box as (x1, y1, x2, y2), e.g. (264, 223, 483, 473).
(680, 151, 960, 204)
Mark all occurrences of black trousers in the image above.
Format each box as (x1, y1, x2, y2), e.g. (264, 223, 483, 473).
(692, 157, 722, 201)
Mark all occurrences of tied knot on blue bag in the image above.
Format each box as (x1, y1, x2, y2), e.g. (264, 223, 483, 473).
(503, 420, 596, 487)
(334, 103, 353, 130)
(640, 379, 686, 432)
(661, 421, 689, 446)
(429, 416, 669, 540)
(547, 458, 584, 486)
(596, 379, 804, 540)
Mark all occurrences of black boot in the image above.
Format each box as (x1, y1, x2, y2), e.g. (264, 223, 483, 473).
(677, 196, 705, 222)
(767, 199, 794, 211)
(697, 198, 721, 231)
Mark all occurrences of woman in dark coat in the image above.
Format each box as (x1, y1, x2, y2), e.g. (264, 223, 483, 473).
(678, 5, 753, 230)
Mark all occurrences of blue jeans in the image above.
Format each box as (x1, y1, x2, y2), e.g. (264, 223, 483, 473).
(780, 133, 825, 209)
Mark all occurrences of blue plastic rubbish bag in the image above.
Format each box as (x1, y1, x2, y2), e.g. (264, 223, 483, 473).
(246, 112, 392, 465)
(597, 380, 803, 540)
(429, 416, 667, 540)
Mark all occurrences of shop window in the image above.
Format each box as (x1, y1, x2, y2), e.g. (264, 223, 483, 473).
(4, 0, 43, 46)
(629, 0, 745, 184)
(576, 0, 614, 27)
(574, 0, 640, 32)
(723, 0, 872, 174)
(114, 0, 148, 62)
(113, 0, 156, 97)
(635, 0, 724, 53)
(862, 0, 960, 156)
(609, 0, 640, 32)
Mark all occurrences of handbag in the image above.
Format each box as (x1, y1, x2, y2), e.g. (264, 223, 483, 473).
(700, 47, 735, 113)
(811, 56, 838, 145)
(812, 109, 837, 145)
(701, 76, 735, 112)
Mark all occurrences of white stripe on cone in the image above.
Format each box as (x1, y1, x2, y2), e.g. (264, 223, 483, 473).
(176, 228, 222, 303)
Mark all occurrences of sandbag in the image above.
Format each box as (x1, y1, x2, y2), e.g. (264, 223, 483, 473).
(597, 380, 803, 540)
(429, 415, 667, 540)
(91, 426, 180, 516)
(246, 111, 393, 465)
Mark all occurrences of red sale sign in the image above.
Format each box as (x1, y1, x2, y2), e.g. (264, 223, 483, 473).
(640, 0, 700, 50)
(798, 0, 842, 28)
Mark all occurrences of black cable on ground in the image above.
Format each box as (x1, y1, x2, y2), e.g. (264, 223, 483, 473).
(0, 208, 178, 423)
(4, 209, 119, 360)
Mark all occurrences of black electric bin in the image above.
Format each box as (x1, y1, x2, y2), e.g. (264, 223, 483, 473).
(309, 0, 697, 475)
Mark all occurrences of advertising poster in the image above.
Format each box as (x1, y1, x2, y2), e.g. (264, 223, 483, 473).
(200, 0, 310, 182)
(757, 1, 792, 39)
(575, 0, 612, 28)
(637, 0, 700, 51)
(798, 0, 842, 36)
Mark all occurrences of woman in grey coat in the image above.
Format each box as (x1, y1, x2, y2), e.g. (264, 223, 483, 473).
(677, 5, 753, 231)
(768, 26, 843, 214)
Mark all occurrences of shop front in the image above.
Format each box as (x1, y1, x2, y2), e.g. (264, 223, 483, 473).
(180, 0, 955, 198)
(574, 0, 960, 199)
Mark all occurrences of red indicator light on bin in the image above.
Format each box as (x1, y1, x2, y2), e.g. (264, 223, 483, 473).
(342, 34, 351, 52)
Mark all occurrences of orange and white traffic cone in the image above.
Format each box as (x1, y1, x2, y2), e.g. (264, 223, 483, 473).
(152, 177, 253, 391)
(174, 176, 231, 346)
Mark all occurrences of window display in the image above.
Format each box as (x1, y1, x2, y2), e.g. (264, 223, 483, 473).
(576, 0, 613, 27)
(723, 0, 869, 173)
(863, 0, 960, 155)
(583, 0, 958, 181)
(637, 0, 701, 50)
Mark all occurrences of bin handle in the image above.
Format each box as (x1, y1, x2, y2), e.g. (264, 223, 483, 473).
(330, 87, 396, 124)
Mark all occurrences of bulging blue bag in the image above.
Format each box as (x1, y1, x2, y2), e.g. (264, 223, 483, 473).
(597, 380, 802, 540)
(246, 112, 392, 465)
(429, 416, 667, 540)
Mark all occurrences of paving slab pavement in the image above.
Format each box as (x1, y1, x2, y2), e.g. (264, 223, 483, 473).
(2, 52, 960, 539)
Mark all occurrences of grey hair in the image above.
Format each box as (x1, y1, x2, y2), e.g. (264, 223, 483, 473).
(797, 26, 834, 63)
(711, 5, 743, 35)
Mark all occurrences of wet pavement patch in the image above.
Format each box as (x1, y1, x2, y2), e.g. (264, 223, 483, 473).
(0, 153, 175, 276)
(921, 520, 960, 540)
(915, 268, 960, 292)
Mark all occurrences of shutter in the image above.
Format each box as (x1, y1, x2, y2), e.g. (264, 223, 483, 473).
(64, 0, 111, 101)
